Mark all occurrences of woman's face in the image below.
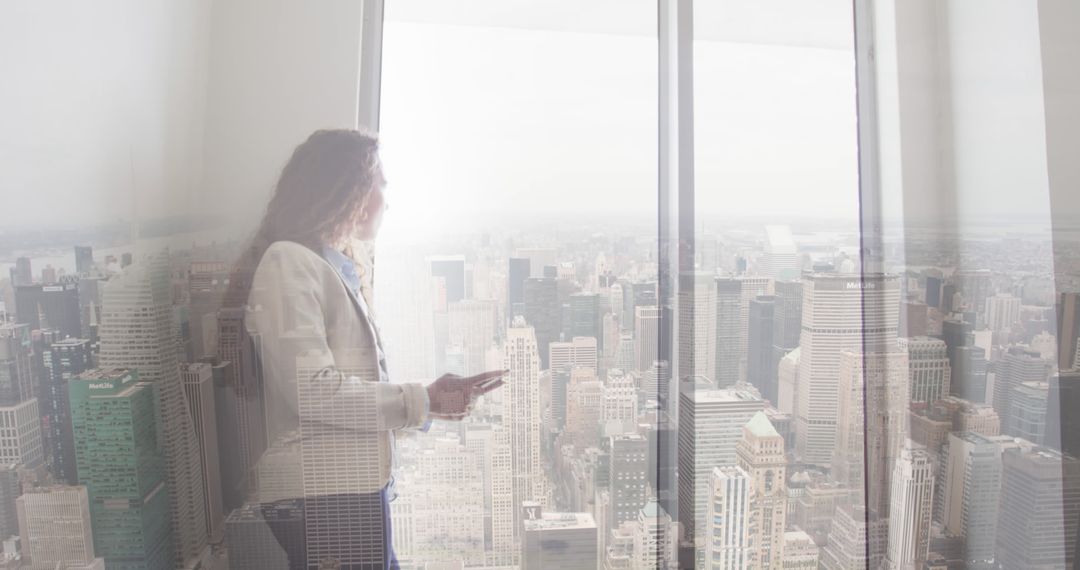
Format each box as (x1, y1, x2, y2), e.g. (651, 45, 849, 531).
(355, 165, 387, 241)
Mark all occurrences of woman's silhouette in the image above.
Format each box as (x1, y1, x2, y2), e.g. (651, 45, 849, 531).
(229, 129, 504, 569)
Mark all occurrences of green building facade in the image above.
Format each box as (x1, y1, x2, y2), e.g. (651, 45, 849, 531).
(70, 368, 174, 569)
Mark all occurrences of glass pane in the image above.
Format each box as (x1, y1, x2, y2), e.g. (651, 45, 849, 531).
(378, 1, 659, 567)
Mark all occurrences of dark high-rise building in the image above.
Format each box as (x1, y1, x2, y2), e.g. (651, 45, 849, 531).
(747, 295, 776, 402)
(14, 281, 81, 338)
(0, 323, 34, 406)
(632, 281, 657, 312)
(1057, 292, 1080, 372)
(523, 277, 560, 369)
(225, 501, 304, 569)
(0, 465, 18, 540)
(431, 256, 466, 305)
(215, 307, 266, 511)
(902, 300, 929, 337)
(925, 275, 942, 308)
(508, 257, 531, 320)
(942, 283, 958, 313)
(952, 345, 988, 403)
(187, 261, 230, 361)
(714, 277, 742, 388)
(74, 246, 94, 275)
(608, 434, 648, 528)
(568, 293, 601, 352)
(40, 337, 92, 484)
(1046, 369, 1080, 458)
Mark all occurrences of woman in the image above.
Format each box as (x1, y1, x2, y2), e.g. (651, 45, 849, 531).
(234, 129, 504, 569)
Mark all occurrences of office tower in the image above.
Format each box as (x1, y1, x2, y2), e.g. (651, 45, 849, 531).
(523, 277, 559, 368)
(0, 465, 19, 540)
(832, 350, 909, 515)
(632, 501, 676, 570)
(74, 246, 94, 275)
(997, 445, 1080, 569)
(747, 296, 776, 401)
(215, 307, 266, 508)
(994, 346, 1050, 434)
(569, 293, 602, 352)
(952, 399, 1000, 435)
(705, 466, 750, 570)
(464, 424, 514, 566)
(550, 366, 570, 431)
(713, 277, 741, 387)
(781, 531, 819, 569)
(609, 283, 625, 325)
(1006, 380, 1049, 444)
(634, 305, 659, 373)
(820, 505, 888, 570)
(549, 336, 598, 376)
(516, 248, 558, 279)
(180, 363, 224, 542)
(776, 348, 799, 415)
(900, 300, 928, 337)
(939, 432, 1003, 567)
(225, 501, 303, 569)
(565, 368, 604, 448)
(885, 444, 934, 570)
(771, 279, 802, 398)
(448, 299, 498, 375)
(14, 281, 81, 338)
(954, 269, 992, 317)
(508, 257, 531, 319)
(0, 323, 34, 405)
(1057, 292, 1080, 371)
(430, 255, 466, 304)
(521, 509, 597, 570)
(763, 407, 794, 452)
(898, 336, 950, 406)
(16, 485, 97, 569)
(604, 370, 637, 429)
(607, 434, 648, 528)
(613, 332, 635, 372)
(186, 260, 230, 361)
(70, 369, 173, 569)
(505, 317, 543, 539)
(735, 412, 786, 569)
(677, 272, 717, 385)
(97, 254, 208, 566)
(677, 386, 763, 557)
(40, 265, 58, 284)
(985, 293, 1021, 333)
(761, 225, 798, 281)
(0, 398, 43, 467)
(40, 337, 91, 483)
(952, 345, 988, 403)
(13, 257, 33, 286)
(796, 273, 900, 465)
(925, 275, 942, 308)
(1047, 369, 1080, 457)
(737, 276, 772, 382)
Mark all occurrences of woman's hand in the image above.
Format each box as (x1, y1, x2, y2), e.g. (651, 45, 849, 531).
(426, 370, 507, 421)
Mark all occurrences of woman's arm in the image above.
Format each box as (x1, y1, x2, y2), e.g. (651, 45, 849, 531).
(246, 242, 428, 432)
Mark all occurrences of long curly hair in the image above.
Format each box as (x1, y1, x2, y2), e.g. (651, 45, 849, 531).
(223, 128, 382, 310)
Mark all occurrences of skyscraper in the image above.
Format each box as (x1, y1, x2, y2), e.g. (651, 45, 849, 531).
(1006, 380, 1050, 444)
(705, 466, 750, 570)
(747, 296, 776, 401)
(16, 485, 98, 569)
(795, 273, 900, 465)
(505, 317, 543, 540)
(736, 412, 787, 569)
(884, 444, 934, 570)
(984, 293, 1021, 333)
(568, 293, 602, 352)
(97, 253, 208, 566)
(523, 277, 559, 369)
(14, 281, 81, 339)
(1056, 292, 1080, 371)
(40, 337, 91, 484)
(737, 276, 772, 383)
(996, 445, 1080, 569)
(677, 385, 763, 558)
(0, 322, 34, 406)
(939, 432, 1004, 567)
(760, 225, 798, 281)
(521, 509, 597, 570)
(634, 305, 659, 373)
(548, 336, 598, 376)
(430, 255, 467, 304)
(180, 363, 224, 542)
(898, 336, 950, 406)
(74, 245, 94, 275)
(713, 277, 741, 387)
(608, 434, 648, 528)
(70, 368, 173, 569)
(214, 306, 266, 510)
(508, 257, 531, 319)
(448, 299, 498, 375)
(13, 257, 33, 287)
(224, 501, 303, 569)
(0, 398, 43, 467)
(994, 346, 1050, 435)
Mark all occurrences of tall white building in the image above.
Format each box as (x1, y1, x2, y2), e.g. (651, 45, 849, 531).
(706, 466, 750, 570)
(760, 226, 798, 282)
(634, 305, 659, 373)
(885, 443, 934, 570)
(505, 317, 543, 541)
(795, 273, 900, 465)
(464, 423, 515, 566)
(938, 432, 1008, 566)
(984, 293, 1020, 333)
(677, 386, 764, 559)
(0, 398, 43, 468)
(603, 369, 638, 430)
(679, 272, 717, 384)
(736, 412, 787, 569)
(15, 485, 97, 570)
(97, 252, 209, 566)
(633, 501, 676, 570)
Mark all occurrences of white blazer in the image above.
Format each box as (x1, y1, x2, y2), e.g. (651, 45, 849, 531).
(245, 240, 429, 498)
